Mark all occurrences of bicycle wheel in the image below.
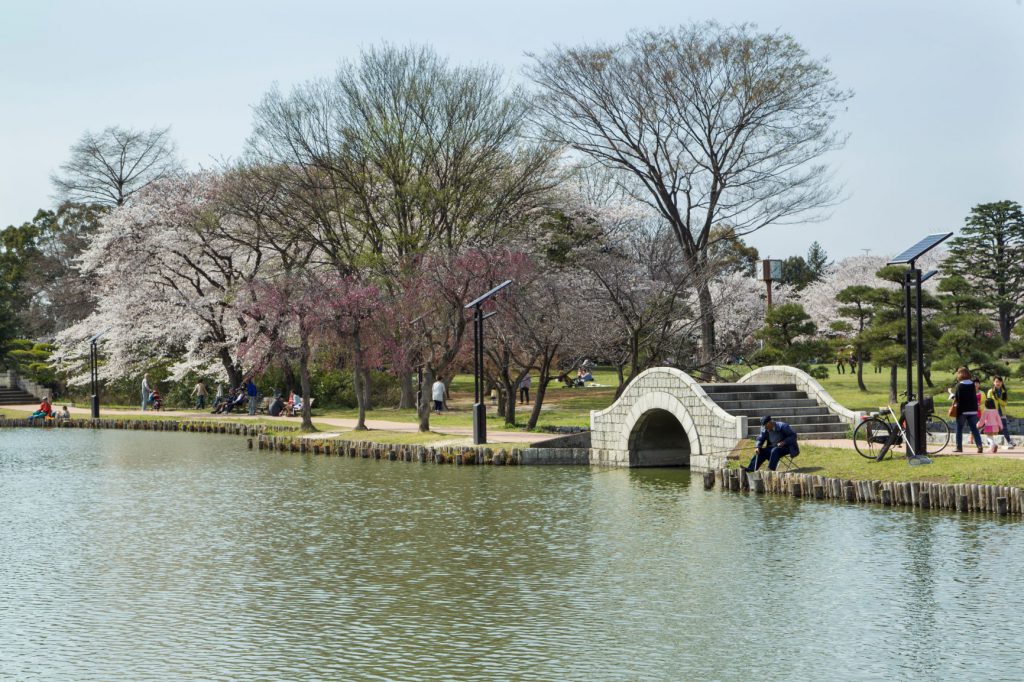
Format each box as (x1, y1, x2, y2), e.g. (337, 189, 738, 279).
(924, 414, 951, 455)
(853, 417, 893, 459)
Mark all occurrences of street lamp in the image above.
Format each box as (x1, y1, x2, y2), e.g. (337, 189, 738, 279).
(887, 233, 952, 465)
(761, 258, 783, 309)
(88, 328, 111, 419)
(464, 280, 513, 445)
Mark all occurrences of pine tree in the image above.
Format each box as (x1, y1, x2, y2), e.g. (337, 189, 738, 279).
(945, 201, 1024, 342)
(806, 241, 831, 279)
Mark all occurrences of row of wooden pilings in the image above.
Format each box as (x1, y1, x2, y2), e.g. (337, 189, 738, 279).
(3, 417, 529, 465)
(704, 467, 1022, 517)
(254, 434, 527, 466)
(2, 417, 270, 437)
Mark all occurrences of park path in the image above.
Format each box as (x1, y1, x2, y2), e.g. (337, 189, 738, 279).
(3, 404, 558, 444)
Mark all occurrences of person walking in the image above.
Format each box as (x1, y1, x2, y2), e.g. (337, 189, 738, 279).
(246, 377, 259, 416)
(191, 379, 208, 410)
(431, 377, 446, 414)
(987, 376, 1016, 448)
(519, 375, 532, 404)
(952, 367, 983, 454)
(141, 373, 152, 411)
(978, 398, 1004, 453)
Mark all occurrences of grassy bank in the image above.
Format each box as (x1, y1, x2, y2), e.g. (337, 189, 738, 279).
(732, 444, 1024, 488)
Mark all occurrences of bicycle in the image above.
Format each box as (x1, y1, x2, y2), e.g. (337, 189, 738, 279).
(852, 395, 951, 461)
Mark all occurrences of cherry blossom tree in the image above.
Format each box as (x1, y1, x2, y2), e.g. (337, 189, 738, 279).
(241, 273, 381, 431)
(54, 173, 266, 388)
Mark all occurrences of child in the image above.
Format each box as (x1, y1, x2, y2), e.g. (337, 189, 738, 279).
(977, 398, 1004, 453)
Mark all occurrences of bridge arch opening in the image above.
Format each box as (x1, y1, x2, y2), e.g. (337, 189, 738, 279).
(628, 409, 691, 467)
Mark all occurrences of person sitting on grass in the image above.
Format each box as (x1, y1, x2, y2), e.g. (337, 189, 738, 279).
(59, 405, 71, 420)
(28, 397, 53, 423)
(742, 415, 799, 472)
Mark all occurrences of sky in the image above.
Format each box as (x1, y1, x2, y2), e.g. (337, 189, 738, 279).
(1, 0, 1022, 260)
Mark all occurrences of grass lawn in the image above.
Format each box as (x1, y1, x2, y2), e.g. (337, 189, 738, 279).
(731, 444, 1024, 488)
(812, 362, 1024, 414)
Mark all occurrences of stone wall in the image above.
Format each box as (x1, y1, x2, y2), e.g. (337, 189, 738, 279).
(590, 367, 746, 471)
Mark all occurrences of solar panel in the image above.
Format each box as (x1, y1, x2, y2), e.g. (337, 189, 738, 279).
(888, 233, 953, 265)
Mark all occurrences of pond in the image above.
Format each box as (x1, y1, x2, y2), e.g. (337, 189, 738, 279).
(1, 428, 1021, 680)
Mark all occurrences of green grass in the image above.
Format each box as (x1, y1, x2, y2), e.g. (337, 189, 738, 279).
(812, 362, 1024, 414)
(731, 444, 1024, 487)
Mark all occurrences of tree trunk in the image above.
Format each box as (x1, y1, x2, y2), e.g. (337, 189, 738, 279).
(856, 352, 867, 392)
(496, 384, 506, 418)
(417, 365, 433, 432)
(696, 279, 717, 380)
(398, 370, 415, 409)
(502, 377, 516, 426)
(282, 362, 296, 397)
(219, 347, 242, 389)
(889, 365, 898, 404)
(361, 366, 373, 411)
(352, 330, 367, 430)
(299, 338, 315, 432)
(526, 352, 556, 430)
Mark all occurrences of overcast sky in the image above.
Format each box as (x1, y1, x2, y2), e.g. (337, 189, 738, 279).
(2, 0, 1021, 260)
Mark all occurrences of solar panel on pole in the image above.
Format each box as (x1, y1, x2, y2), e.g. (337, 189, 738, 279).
(887, 233, 953, 265)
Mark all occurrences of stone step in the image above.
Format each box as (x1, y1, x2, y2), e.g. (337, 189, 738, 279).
(0, 388, 40, 405)
(712, 398, 821, 410)
(701, 383, 797, 394)
(703, 390, 809, 403)
(727, 406, 834, 418)
(744, 415, 844, 431)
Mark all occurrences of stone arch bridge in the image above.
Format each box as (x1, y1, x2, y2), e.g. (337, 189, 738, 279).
(589, 366, 859, 471)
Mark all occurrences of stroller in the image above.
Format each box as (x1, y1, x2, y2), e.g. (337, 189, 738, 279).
(148, 389, 163, 411)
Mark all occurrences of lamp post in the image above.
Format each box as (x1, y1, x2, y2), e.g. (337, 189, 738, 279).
(464, 280, 513, 445)
(761, 258, 783, 309)
(887, 234, 952, 464)
(88, 328, 110, 419)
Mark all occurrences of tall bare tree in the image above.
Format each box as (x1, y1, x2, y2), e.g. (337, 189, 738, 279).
(246, 44, 561, 428)
(528, 23, 851, 373)
(51, 126, 181, 207)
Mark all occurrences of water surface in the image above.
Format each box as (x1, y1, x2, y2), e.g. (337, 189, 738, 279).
(1, 429, 1020, 680)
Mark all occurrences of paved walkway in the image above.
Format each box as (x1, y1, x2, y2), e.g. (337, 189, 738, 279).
(2, 404, 559, 445)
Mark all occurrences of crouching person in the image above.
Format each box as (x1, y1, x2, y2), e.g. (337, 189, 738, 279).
(742, 415, 799, 472)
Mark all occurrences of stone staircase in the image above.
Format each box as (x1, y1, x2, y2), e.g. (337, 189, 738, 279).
(700, 382, 850, 440)
(0, 385, 40, 405)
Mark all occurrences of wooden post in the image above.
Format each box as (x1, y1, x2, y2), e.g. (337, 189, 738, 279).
(957, 494, 969, 513)
(997, 497, 1009, 516)
(703, 471, 715, 489)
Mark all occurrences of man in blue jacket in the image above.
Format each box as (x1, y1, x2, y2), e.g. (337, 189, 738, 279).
(742, 415, 799, 472)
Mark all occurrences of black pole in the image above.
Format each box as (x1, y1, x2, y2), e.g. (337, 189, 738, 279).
(914, 268, 925, 406)
(472, 305, 487, 444)
(903, 267, 914, 400)
(90, 340, 100, 419)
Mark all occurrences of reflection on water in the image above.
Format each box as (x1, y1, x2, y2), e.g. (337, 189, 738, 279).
(1, 429, 1021, 680)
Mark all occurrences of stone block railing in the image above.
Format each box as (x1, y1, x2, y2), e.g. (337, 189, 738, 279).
(738, 365, 863, 428)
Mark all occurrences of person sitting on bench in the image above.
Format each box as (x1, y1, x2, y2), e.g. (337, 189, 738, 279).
(742, 415, 799, 472)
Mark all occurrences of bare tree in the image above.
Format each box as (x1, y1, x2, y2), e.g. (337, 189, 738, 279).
(51, 126, 181, 207)
(528, 23, 851, 373)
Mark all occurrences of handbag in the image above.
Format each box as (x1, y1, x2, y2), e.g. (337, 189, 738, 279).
(947, 401, 956, 418)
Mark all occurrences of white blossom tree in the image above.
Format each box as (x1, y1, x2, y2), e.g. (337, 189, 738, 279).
(54, 173, 268, 388)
